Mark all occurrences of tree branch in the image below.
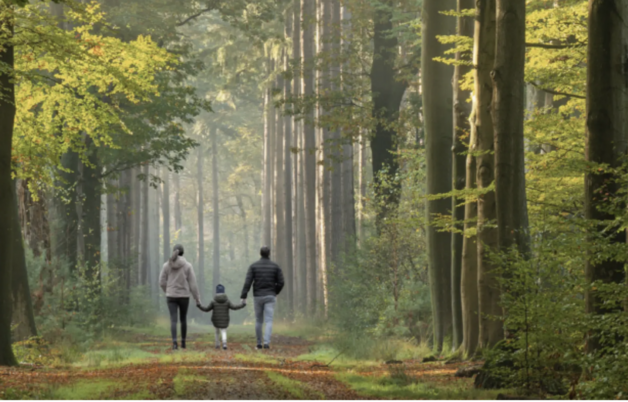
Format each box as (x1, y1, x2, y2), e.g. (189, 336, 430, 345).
(528, 82, 586, 99)
(176, 7, 214, 27)
(525, 42, 584, 49)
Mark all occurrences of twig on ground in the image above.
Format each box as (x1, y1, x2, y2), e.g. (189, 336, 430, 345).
(311, 349, 345, 368)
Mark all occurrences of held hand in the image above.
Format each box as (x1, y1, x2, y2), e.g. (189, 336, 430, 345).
(196, 303, 202, 309)
(241, 298, 247, 305)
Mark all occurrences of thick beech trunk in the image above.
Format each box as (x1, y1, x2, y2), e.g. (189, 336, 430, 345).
(473, 0, 503, 349)
(584, 0, 628, 353)
(11, 182, 37, 342)
(493, 0, 529, 257)
(451, 0, 474, 351)
(422, 0, 456, 352)
(0, 15, 18, 365)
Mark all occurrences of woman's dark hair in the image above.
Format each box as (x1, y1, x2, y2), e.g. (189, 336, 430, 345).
(170, 244, 184, 263)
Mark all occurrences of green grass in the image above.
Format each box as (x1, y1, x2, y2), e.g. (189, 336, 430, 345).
(51, 380, 117, 400)
(76, 347, 157, 368)
(336, 372, 507, 400)
(265, 371, 324, 399)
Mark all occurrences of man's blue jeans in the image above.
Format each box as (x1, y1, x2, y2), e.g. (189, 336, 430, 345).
(254, 295, 276, 345)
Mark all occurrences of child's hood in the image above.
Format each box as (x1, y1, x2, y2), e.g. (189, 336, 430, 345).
(214, 293, 228, 304)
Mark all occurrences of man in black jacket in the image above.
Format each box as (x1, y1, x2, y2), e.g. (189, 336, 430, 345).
(240, 246, 284, 349)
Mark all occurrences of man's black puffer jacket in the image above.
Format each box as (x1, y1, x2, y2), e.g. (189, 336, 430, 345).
(240, 257, 284, 299)
(198, 293, 245, 329)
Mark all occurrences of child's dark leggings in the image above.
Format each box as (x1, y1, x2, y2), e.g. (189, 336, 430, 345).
(167, 297, 189, 342)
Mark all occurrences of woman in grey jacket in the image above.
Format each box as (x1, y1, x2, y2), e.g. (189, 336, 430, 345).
(159, 244, 202, 350)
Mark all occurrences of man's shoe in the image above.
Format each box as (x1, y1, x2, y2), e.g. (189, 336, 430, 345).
(223, 346, 228, 350)
(263, 344, 270, 349)
(256, 344, 263, 350)
(172, 342, 178, 350)
(181, 340, 186, 349)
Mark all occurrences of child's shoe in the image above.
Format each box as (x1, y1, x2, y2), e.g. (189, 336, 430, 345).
(263, 344, 270, 349)
(223, 345, 228, 350)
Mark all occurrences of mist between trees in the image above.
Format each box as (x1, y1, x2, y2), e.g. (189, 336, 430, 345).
(1, 0, 628, 399)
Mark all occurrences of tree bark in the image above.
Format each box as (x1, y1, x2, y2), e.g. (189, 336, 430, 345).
(197, 146, 206, 293)
(584, 0, 628, 353)
(473, 0, 503, 349)
(284, 10, 294, 316)
(493, 0, 530, 257)
(0, 12, 18, 365)
(131, 167, 141, 286)
(81, 138, 102, 276)
(173, 172, 182, 234)
(422, 0, 456, 352)
(11, 182, 37, 341)
(302, 0, 318, 316)
(262, 87, 273, 247)
(451, 0, 474, 351)
(211, 129, 220, 293)
(107, 180, 118, 264)
(140, 164, 149, 287)
(162, 169, 171, 264)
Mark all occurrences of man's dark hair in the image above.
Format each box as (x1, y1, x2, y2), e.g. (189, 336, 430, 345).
(260, 246, 270, 258)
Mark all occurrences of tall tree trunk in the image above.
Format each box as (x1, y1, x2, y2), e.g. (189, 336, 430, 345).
(474, 0, 503, 349)
(118, 170, 131, 293)
(422, 0, 456, 352)
(140, 164, 149, 287)
(131, 167, 141, 286)
(11, 181, 37, 341)
(0, 12, 18, 365)
(56, 151, 79, 271)
(370, 1, 407, 224)
(236, 196, 249, 263)
(274, 65, 287, 314)
(262, 87, 273, 247)
(357, 132, 367, 244)
(284, 11, 294, 316)
(493, 0, 530, 258)
(451, 0, 474, 351)
(107, 180, 118, 264)
(173, 172, 182, 234)
(150, 169, 160, 306)
(303, 0, 318, 317)
(212, 129, 220, 293)
(584, 0, 628, 353)
(461, 128, 479, 356)
(292, 0, 306, 315)
(197, 146, 206, 294)
(162, 169, 171, 263)
(81, 138, 102, 277)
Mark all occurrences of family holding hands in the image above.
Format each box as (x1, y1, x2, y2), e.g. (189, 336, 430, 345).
(159, 245, 284, 351)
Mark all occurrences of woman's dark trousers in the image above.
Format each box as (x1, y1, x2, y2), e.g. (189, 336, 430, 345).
(167, 297, 189, 343)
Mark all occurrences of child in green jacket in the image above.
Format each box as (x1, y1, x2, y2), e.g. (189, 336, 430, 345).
(197, 284, 246, 350)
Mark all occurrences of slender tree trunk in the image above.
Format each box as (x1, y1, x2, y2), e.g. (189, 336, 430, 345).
(173, 173, 182, 234)
(422, 0, 456, 352)
(150, 169, 160, 306)
(357, 132, 367, 244)
(284, 11, 294, 316)
(118, 170, 131, 293)
(0, 13, 18, 365)
(197, 146, 205, 294)
(262, 87, 273, 247)
(131, 167, 141, 286)
(140, 164, 149, 287)
(81, 138, 102, 277)
(274, 65, 287, 314)
(292, 0, 306, 315)
(451, 0, 474, 351)
(303, 0, 318, 316)
(474, 0, 503, 349)
(162, 169, 171, 263)
(107, 180, 118, 264)
(212, 129, 220, 293)
(584, 0, 628, 353)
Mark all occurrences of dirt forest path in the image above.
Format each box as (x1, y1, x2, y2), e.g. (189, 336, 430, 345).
(0, 330, 484, 400)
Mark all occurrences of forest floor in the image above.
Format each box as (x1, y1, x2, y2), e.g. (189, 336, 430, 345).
(0, 321, 507, 400)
